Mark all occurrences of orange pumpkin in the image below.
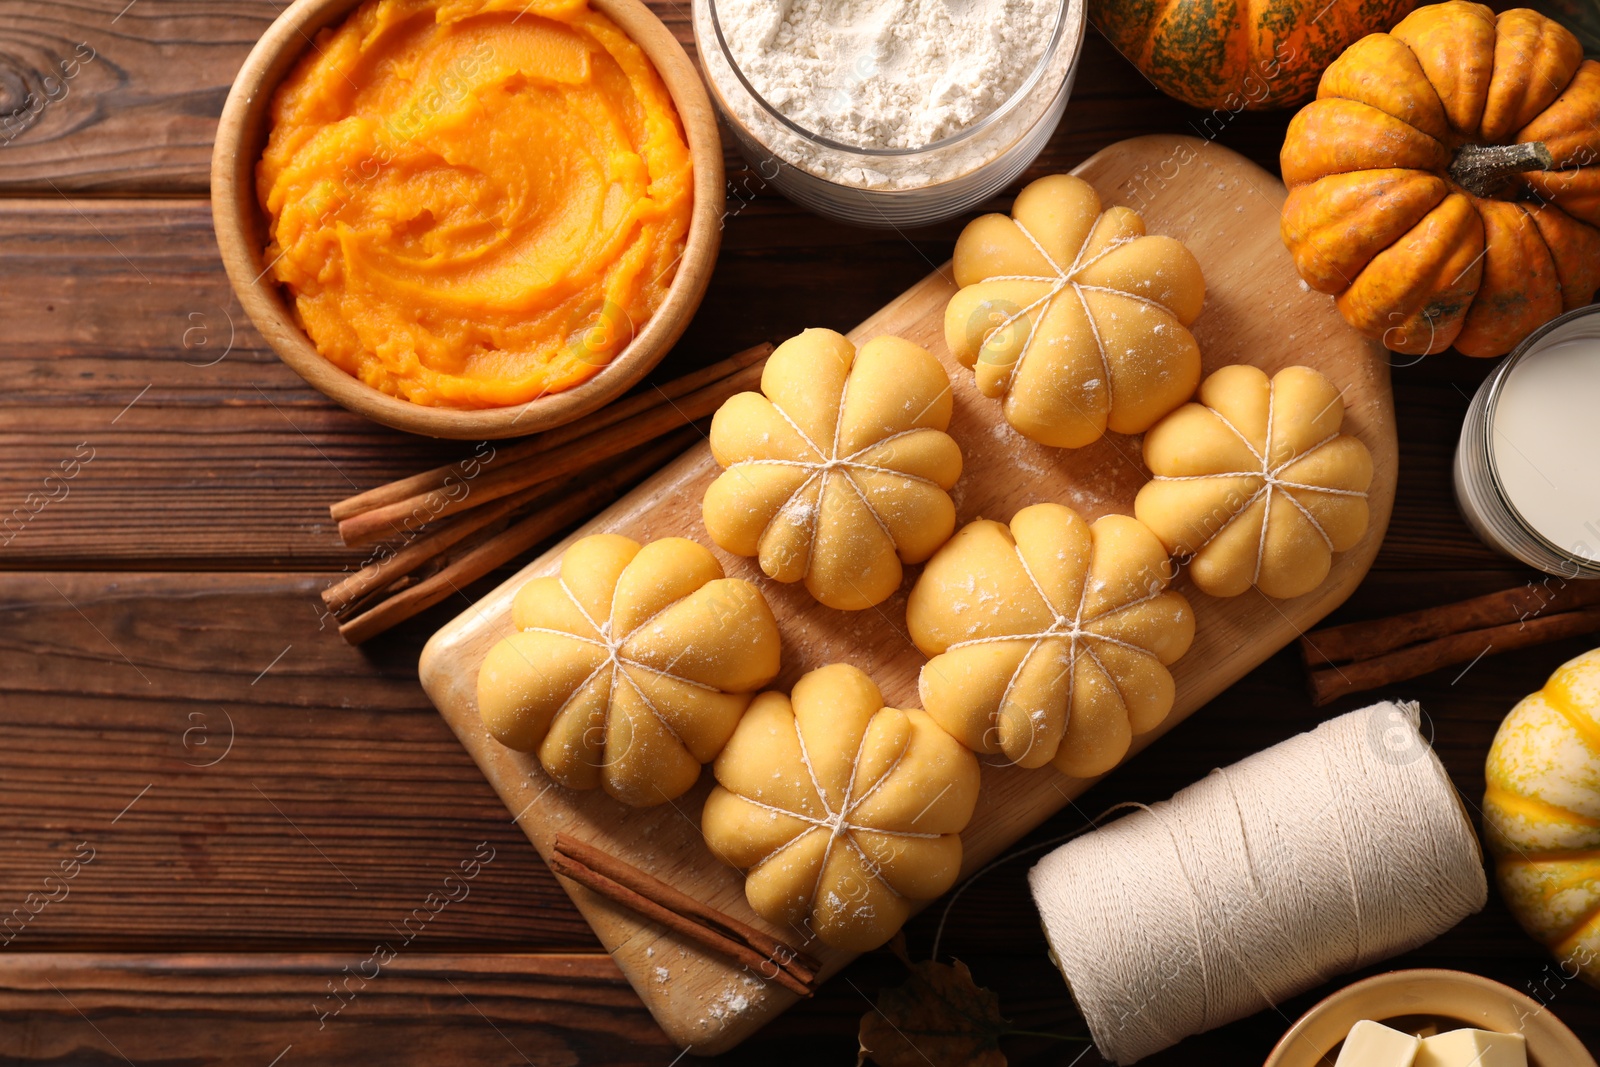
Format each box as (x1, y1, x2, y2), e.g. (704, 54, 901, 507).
(1280, 2, 1600, 357)
(1090, 0, 1418, 111)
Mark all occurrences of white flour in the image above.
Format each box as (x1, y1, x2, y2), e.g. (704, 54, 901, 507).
(715, 0, 1062, 151)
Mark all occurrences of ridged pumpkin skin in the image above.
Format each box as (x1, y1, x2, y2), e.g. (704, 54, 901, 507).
(1280, 2, 1600, 357)
(1484, 646, 1600, 985)
(1090, 0, 1418, 110)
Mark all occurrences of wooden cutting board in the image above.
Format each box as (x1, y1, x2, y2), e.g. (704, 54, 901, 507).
(418, 134, 1398, 1055)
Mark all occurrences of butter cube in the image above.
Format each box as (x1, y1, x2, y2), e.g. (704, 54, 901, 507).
(1335, 1019, 1421, 1066)
(1414, 1029, 1527, 1067)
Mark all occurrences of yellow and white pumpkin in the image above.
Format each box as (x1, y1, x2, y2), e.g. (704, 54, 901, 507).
(1484, 646, 1600, 983)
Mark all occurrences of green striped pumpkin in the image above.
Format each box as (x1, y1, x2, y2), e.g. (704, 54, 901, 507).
(1486, 647, 1600, 986)
(1090, 0, 1420, 110)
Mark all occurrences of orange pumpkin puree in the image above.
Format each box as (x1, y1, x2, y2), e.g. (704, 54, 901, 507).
(258, 0, 693, 408)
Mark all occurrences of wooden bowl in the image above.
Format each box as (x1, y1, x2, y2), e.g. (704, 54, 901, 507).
(1264, 969, 1597, 1067)
(211, 0, 723, 440)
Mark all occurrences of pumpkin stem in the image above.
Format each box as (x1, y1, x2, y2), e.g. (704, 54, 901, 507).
(1450, 141, 1555, 198)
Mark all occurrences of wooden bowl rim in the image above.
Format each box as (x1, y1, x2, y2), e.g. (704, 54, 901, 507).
(210, 0, 724, 440)
(1263, 968, 1598, 1067)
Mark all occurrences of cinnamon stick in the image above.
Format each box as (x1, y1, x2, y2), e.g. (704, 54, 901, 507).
(549, 836, 817, 996)
(547, 853, 812, 997)
(1307, 606, 1600, 706)
(329, 343, 771, 522)
(321, 472, 583, 616)
(1300, 580, 1600, 668)
(337, 432, 694, 644)
(338, 359, 761, 548)
(553, 833, 820, 987)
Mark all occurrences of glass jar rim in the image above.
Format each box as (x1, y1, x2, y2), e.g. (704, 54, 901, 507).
(704, 0, 1077, 158)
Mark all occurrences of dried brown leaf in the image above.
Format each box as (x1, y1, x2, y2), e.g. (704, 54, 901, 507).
(857, 959, 1008, 1067)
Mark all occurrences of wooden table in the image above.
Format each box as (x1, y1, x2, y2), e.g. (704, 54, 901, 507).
(1, 3, 1595, 1064)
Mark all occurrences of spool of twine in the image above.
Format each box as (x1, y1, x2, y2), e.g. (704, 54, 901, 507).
(1028, 702, 1486, 1064)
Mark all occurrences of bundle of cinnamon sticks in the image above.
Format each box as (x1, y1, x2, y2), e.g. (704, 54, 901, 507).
(323, 343, 773, 644)
(1301, 579, 1600, 706)
(550, 834, 821, 997)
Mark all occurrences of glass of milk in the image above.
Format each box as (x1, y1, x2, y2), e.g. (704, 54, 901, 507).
(1455, 305, 1600, 579)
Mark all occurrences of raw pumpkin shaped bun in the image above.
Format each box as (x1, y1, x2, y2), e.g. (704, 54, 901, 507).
(702, 328, 962, 611)
(943, 173, 1206, 449)
(701, 663, 981, 952)
(1280, 1, 1600, 356)
(1484, 647, 1600, 986)
(905, 504, 1195, 779)
(476, 533, 780, 808)
(1134, 364, 1373, 600)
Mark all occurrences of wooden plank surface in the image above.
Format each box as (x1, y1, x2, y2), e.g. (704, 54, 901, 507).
(2, 570, 1599, 1061)
(0, 193, 991, 570)
(0, 1, 282, 193)
(0, 186, 1503, 572)
(0, 570, 600, 952)
(0, 3, 1291, 193)
(0, 952, 682, 1064)
(418, 135, 1401, 1053)
(1, 0, 1597, 1063)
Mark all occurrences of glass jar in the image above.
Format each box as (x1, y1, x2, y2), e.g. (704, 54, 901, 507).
(692, 0, 1087, 228)
(1454, 305, 1600, 579)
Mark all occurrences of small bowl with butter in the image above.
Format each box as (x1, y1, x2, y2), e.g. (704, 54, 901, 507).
(213, 0, 724, 439)
(1264, 969, 1596, 1067)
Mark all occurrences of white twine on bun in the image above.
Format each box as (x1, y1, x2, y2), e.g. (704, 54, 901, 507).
(1029, 702, 1486, 1064)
